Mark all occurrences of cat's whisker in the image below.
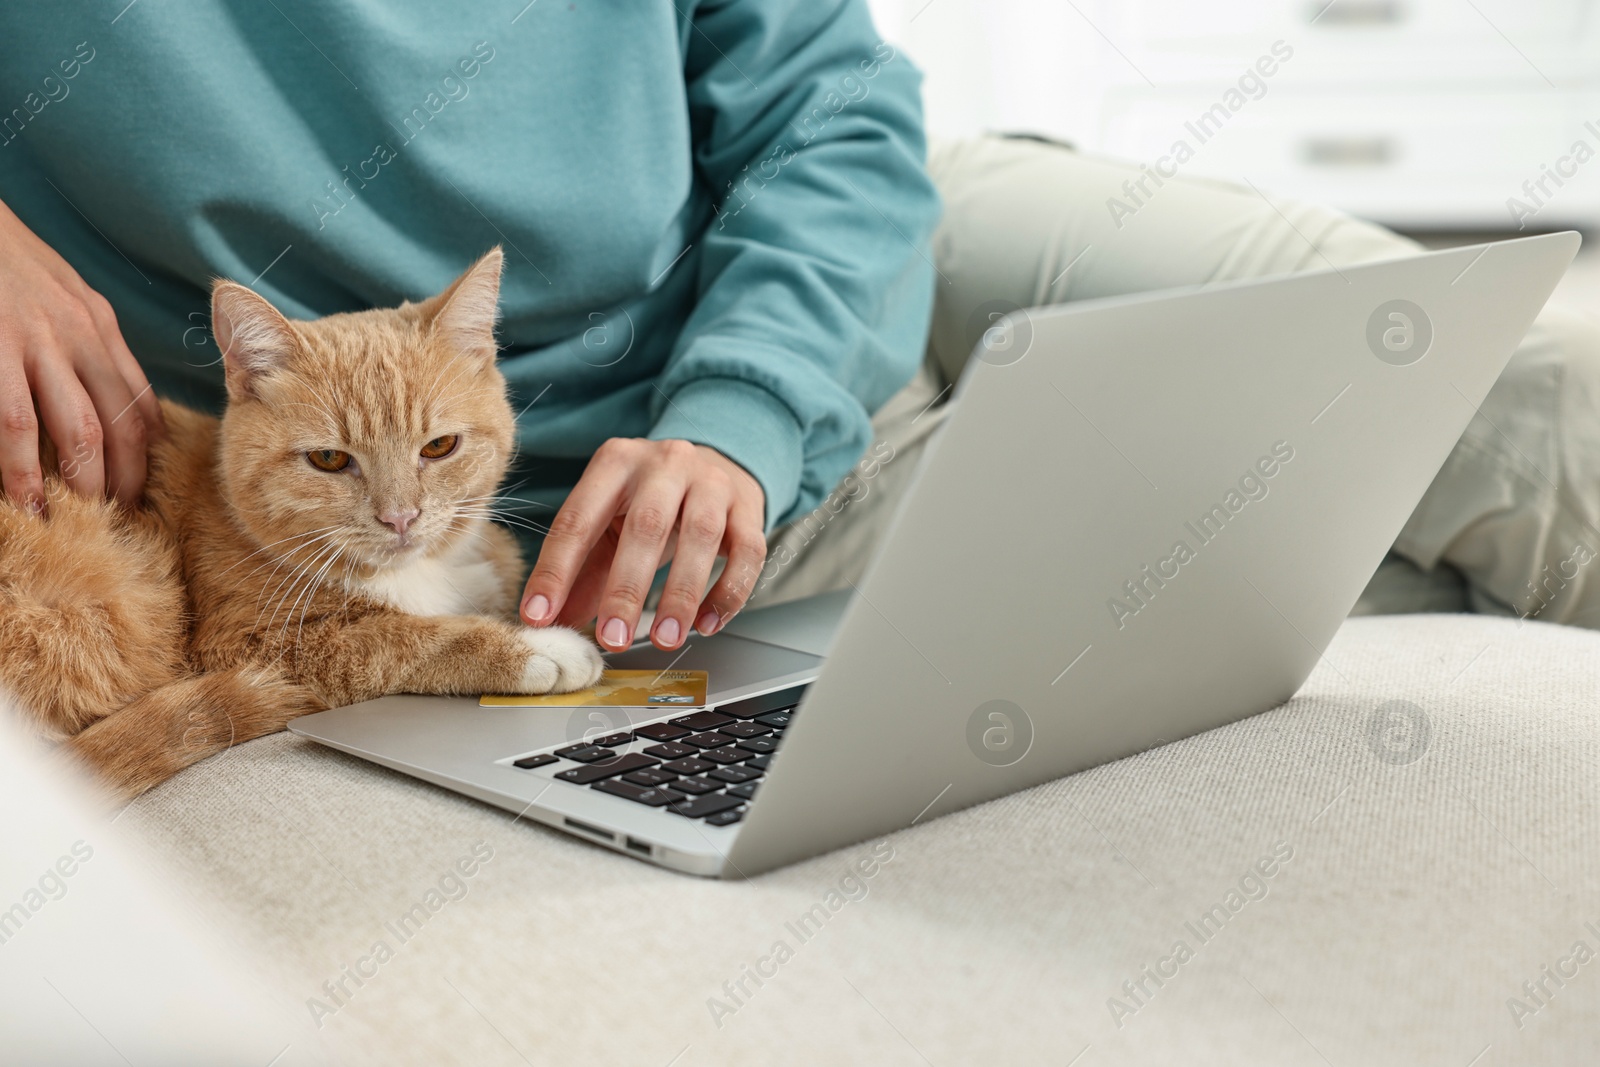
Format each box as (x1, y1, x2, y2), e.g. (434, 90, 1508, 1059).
(285, 539, 348, 653)
(249, 529, 346, 605)
(254, 548, 328, 637)
(425, 361, 474, 408)
(454, 507, 552, 536)
(454, 508, 553, 527)
(269, 402, 341, 435)
(423, 359, 482, 419)
(272, 380, 344, 436)
(454, 491, 553, 509)
(453, 496, 549, 515)
(253, 544, 321, 616)
(220, 524, 345, 578)
(455, 514, 553, 537)
(244, 540, 338, 588)
(262, 538, 344, 643)
(254, 537, 344, 633)
(424, 386, 478, 423)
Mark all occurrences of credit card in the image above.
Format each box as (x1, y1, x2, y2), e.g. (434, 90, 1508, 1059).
(480, 670, 708, 708)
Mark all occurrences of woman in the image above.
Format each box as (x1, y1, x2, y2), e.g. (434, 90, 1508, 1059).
(1, 0, 1596, 654)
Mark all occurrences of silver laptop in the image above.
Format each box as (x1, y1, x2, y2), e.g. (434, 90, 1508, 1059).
(291, 232, 1580, 877)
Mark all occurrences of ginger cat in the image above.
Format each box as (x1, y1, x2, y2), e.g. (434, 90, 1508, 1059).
(0, 248, 602, 801)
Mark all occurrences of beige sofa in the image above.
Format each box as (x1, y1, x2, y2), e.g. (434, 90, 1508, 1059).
(110, 610, 1598, 1066)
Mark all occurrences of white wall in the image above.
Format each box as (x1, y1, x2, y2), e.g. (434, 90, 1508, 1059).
(868, 0, 1100, 142)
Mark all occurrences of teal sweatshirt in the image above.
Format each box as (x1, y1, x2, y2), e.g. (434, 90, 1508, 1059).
(0, 1, 939, 535)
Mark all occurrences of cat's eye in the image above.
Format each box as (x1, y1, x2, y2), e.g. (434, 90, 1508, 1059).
(420, 434, 459, 460)
(307, 449, 351, 472)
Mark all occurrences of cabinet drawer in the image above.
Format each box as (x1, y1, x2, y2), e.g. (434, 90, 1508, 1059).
(1095, 89, 1600, 226)
(1095, 0, 1598, 86)
(1119, 0, 1591, 47)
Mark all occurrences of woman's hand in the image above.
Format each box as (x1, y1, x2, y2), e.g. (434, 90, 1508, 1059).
(0, 197, 164, 511)
(520, 438, 767, 652)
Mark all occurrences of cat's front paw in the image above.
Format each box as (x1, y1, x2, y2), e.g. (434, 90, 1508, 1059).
(516, 626, 605, 693)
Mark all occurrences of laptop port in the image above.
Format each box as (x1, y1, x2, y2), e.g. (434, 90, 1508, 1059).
(563, 817, 614, 841)
(625, 836, 652, 855)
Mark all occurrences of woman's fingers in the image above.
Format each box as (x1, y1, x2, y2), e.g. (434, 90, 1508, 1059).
(523, 437, 769, 652)
(0, 353, 45, 512)
(94, 300, 165, 445)
(696, 495, 767, 636)
(520, 440, 635, 625)
(650, 480, 730, 650)
(593, 459, 690, 650)
(554, 525, 620, 630)
(30, 352, 105, 500)
(0, 200, 160, 508)
(74, 355, 147, 506)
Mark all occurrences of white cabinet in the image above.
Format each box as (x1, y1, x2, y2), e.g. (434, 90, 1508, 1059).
(1083, 0, 1600, 229)
(875, 0, 1600, 230)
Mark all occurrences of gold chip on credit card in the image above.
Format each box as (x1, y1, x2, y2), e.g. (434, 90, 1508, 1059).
(480, 670, 708, 708)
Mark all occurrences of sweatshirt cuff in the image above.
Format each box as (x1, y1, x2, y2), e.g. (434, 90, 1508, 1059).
(648, 377, 803, 532)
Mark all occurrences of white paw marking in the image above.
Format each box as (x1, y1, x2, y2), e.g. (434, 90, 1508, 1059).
(516, 627, 604, 694)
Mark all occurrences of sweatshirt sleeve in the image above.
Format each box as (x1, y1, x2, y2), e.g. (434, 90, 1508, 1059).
(647, 0, 941, 531)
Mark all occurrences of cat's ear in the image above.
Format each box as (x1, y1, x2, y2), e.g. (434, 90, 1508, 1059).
(421, 247, 503, 364)
(212, 281, 301, 400)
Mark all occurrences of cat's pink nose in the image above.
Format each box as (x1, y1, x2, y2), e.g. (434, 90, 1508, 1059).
(378, 507, 420, 535)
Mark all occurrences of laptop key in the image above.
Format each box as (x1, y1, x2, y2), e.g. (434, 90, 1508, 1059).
(753, 710, 792, 728)
(554, 753, 657, 785)
(719, 700, 792, 721)
(709, 765, 760, 784)
(735, 737, 778, 754)
(699, 746, 746, 765)
(644, 742, 695, 760)
(554, 743, 614, 762)
(635, 722, 691, 742)
(669, 710, 735, 731)
(669, 793, 745, 819)
(662, 757, 715, 776)
(718, 721, 771, 739)
(622, 768, 677, 787)
(743, 754, 773, 771)
(512, 753, 559, 769)
(726, 782, 759, 800)
(670, 776, 721, 795)
(681, 731, 736, 749)
(588, 732, 633, 748)
(705, 807, 747, 826)
(592, 779, 685, 807)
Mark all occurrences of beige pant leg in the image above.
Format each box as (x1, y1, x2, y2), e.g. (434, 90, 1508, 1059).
(749, 134, 1600, 629)
(1395, 304, 1600, 625)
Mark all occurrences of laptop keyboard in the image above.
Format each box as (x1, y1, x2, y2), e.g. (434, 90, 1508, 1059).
(504, 688, 804, 828)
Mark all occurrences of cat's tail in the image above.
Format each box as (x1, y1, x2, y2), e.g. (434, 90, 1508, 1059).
(60, 666, 328, 803)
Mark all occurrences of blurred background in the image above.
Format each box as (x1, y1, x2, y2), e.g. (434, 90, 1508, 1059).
(868, 0, 1600, 298)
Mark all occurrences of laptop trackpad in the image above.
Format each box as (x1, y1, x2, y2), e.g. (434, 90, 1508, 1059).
(606, 633, 822, 705)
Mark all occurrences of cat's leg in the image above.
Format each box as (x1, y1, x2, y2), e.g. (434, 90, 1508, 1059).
(477, 519, 528, 621)
(289, 613, 604, 708)
(60, 666, 327, 802)
(0, 487, 187, 741)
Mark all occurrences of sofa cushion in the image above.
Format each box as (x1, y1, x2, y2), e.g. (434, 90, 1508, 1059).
(124, 614, 1600, 1065)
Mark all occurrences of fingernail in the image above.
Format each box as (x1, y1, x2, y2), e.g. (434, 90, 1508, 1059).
(523, 593, 550, 623)
(601, 617, 630, 648)
(656, 616, 681, 648)
(24, 496, 45, 517)
(695, 609, 719, 635)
